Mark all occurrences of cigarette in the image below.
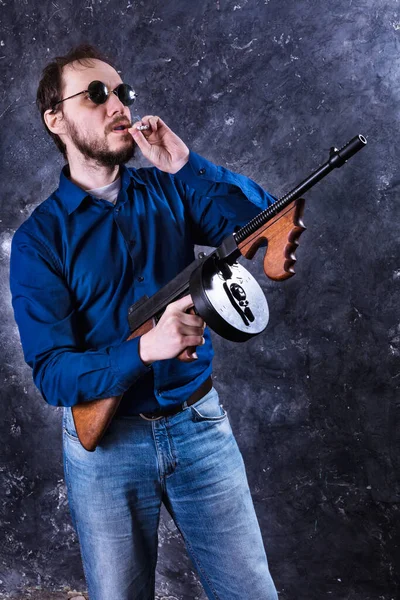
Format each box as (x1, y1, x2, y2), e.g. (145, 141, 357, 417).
(129, 116, 150, 131)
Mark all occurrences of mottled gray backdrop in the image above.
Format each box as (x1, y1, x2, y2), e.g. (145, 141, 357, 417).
(1, 0, 399, 599)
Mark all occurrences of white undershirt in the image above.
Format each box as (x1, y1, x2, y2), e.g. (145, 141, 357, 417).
(86, 176, 122, 205)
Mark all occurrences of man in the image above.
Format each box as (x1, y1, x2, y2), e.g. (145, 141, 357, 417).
(10, 44, 278, 600)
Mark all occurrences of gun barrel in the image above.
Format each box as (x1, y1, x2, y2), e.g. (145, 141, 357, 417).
(234, 134, 367, 245)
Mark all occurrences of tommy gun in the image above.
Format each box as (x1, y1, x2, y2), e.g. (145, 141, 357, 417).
(72, 134, 367, 451)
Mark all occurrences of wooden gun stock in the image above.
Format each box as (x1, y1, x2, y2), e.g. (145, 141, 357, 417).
(71, 319, 154, 452)
(238, 198, 306, 281)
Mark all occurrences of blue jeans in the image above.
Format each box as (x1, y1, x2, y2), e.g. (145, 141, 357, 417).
(63, 386, 278, 600)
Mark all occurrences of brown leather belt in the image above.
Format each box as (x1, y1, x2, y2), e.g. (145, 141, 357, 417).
(139, 375, 212, 421)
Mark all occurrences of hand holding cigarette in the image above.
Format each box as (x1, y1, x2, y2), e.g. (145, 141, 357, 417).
(128, 115, 189, 174)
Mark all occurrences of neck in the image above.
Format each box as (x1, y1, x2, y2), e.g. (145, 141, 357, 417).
(66, 150, 120, 190)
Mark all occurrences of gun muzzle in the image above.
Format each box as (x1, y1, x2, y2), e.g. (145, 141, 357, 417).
(330, 134, 367, 168)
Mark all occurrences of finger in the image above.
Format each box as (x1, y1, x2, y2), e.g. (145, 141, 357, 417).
(128, 124, 152, 153)
(186, 347, 198, 360)
(139, 115, 155, 123)
(139, 115, 156, 130)
(179, 313, 204, 328)
(139, 118, 154, 138)
(129, 118, 150, 133)
(142, 115, 172, 135)
(150, 115, 170, 131)
(178, 325, 205, 337)
(178, 347, 198, 362)
(168, 294, 194, 313)
(148, 116, 159, 132)
(180, 335, 205, 348)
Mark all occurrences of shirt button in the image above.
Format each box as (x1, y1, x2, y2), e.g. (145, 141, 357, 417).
(198, 168, 206, 175)
(137, 276, 144, 282)
(115, 207, 120, 213)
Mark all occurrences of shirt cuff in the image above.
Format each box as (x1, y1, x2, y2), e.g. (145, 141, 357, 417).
(173, 150, 219, 193)
(109, 336, 152, 388)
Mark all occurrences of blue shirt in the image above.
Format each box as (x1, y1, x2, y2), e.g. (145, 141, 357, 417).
(9, 151, 275, 414)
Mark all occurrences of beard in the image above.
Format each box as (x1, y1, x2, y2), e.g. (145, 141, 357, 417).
(64, 116, 136, 167)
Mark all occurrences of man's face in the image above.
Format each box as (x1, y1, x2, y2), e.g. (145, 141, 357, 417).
(59, 59, 135, 166)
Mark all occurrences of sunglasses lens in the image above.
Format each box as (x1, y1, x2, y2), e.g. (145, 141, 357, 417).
(117, 84, 137, 106)
(88, 81, 108, 104)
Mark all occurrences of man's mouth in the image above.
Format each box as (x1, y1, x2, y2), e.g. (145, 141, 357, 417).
(111, 122, 131, 133)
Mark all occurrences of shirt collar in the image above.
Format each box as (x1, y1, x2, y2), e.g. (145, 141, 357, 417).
(57, 163, 147, 215)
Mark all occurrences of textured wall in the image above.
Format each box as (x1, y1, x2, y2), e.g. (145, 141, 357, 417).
(1, 0, 399, 599)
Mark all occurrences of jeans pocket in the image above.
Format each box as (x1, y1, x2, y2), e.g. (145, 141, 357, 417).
(190, 387, 228, 422)
(62, 407, 80, 442)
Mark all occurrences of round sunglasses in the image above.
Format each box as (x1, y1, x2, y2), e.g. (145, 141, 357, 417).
(51, 80, 137, 111)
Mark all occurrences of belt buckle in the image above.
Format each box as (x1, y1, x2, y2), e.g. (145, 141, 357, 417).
(139, 412, 164, 421)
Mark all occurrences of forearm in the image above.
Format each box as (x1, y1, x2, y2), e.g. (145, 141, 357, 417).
(171, 150, 276, 247)
(34, 337, 151, 408)
(173, 150, 276, 208)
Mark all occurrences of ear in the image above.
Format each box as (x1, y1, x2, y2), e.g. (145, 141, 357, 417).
(44, 108, 66, 135)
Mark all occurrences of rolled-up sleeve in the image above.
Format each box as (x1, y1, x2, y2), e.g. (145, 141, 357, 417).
(173, 150, 276, 247)
(9, 228, 150, 407)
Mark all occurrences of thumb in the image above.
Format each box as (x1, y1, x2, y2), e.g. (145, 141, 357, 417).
(128, 126, 152, 156)
(169, 294, 194, 314)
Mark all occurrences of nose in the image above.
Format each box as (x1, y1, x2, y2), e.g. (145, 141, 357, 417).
(106, 90, 127, 117)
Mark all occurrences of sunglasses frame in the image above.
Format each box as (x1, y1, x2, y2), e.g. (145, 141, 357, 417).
(51, 80, 137, 112)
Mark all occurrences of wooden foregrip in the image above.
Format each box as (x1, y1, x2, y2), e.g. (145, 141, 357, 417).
(237, 198, 306, 281)
(71, 318, 155, 452)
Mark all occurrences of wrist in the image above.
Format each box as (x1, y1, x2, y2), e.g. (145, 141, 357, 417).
(170, 150, 190, 174)
(138, 334, 153, 366)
